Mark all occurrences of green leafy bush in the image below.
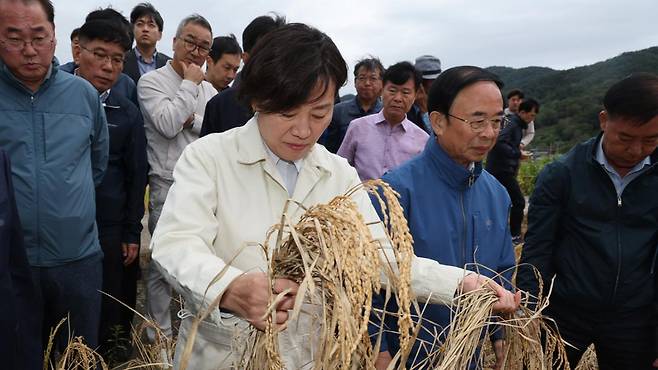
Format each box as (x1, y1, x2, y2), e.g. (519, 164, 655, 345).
(518, 155, 556, 195)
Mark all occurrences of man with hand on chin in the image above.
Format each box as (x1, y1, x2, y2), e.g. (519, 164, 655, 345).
(137, 13, 217, 342)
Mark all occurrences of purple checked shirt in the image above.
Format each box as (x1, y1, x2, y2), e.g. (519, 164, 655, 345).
(337, 110, 429, 180)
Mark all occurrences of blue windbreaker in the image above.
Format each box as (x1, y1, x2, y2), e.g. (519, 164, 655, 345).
(0, 58, 108, 267)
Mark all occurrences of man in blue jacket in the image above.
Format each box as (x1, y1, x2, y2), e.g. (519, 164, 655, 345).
(67, 12, 148, 360)
(0, 0, 109, 350)
(518, 74, 658, 369)
(0, 150, 41, 369)
(374, 66, 515, 369)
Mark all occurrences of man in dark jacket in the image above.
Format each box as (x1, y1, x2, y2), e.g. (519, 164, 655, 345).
(486, 99, 539, 243)
(124, 3, 170, 84)
(517, 73, 658, 370)
(200, 14, 286, 137)
(68, 12, 148, 360)
(0, 150, 41, 370)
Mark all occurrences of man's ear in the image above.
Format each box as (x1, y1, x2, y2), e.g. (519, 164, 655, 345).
(72, 43, 81, 65)
(430, 111, 447, 137)
(599, 110, 608, 132)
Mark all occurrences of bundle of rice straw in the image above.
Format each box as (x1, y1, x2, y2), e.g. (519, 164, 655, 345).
(243, 179, 416, 369)
(44, 318, 108, 370)
(426, 266, 572, 370)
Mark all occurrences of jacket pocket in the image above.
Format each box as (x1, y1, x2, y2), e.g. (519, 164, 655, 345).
(43, 112, 93, 182)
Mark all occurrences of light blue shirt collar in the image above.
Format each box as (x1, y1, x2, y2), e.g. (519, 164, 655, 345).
(595, 135, 651, 196)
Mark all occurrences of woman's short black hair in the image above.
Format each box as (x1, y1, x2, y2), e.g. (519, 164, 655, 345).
(603, 73, 658, 125)
(382, 61, 421, 90)
(428, 66, 503, 115)
(238, 23, 347, 113)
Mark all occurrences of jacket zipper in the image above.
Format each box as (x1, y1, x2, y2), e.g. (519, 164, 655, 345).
(460, 173, 475, 268)
(460, 191, 466, 268)
(31, 94, 42, 265)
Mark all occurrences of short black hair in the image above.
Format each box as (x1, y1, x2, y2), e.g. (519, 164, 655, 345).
(130, 2, 164, 32)
(603, 73, 658, 125)
(209, 34, 242, 63)
(78, 19, 132, 52)
(382, 61, 421, 90)
(242, 14, 286, 53)
(428, 66, 504, 115)
(506, 89, 524, 100)
(353, 57, 384, 78)
(85, 7, 133, 47)
(70, 27, 80, 41)
(519, 98, 540, 113)
(239, 23, 347, 113)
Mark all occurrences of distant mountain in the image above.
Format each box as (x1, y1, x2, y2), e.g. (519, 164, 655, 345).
(487, 46, 658, 152)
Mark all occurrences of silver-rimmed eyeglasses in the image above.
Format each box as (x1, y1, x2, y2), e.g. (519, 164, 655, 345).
(447, 113, 508, 132)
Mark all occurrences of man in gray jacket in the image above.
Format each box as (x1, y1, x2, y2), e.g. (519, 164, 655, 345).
(0, 0, 108, 350)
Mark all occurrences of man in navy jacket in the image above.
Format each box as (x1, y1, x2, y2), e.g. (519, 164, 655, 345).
(486, 99, 539, 243)
(67, 13, 148, 359)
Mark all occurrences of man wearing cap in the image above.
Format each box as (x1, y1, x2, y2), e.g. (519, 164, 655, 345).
(321, 57, 385, 153)
(408, 55, 441, 134)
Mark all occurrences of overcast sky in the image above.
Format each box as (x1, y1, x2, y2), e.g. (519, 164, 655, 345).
(52, 0, 658, 95)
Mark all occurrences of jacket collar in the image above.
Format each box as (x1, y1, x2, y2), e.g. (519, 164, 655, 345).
(0, 57, 59, 95)
(236, 115, 334, 201)
(426, 136, 482, 190)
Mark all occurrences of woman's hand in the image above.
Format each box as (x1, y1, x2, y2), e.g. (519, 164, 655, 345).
(219, 272, 299, 330)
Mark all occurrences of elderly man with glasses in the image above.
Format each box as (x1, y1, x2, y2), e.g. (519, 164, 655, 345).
(137, 13, 217, 342)
(373, 66, 516, 370)
(0, 0, 109, 354)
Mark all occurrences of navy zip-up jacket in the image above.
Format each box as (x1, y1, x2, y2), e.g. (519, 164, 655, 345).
(517, 134, 658, 354)
(486, 113, 527, 175)
(374, 137, 515, 363)
(96, 92, 148, 242)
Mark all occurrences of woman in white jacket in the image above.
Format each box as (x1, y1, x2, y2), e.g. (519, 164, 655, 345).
(150, 23, 519, 370)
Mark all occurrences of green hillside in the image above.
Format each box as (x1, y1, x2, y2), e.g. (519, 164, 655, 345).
(488, 46, 658, 152)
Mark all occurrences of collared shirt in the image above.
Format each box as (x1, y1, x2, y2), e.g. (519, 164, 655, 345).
(135, 47, 158, 77)
(595, 135, 652, 197)
(337, 110, 429, 180)
(261, 131, 303, 196)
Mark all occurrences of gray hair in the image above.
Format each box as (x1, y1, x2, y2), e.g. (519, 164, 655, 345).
(175, 13, 212, 38)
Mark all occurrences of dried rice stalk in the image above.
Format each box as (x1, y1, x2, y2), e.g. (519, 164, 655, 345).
(431, 286, 499, 369)
(43, 317, 108, 370)
(56, 337, 108, 370)
(574, 345, 598, 370)
(243, 179, 415, 369)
